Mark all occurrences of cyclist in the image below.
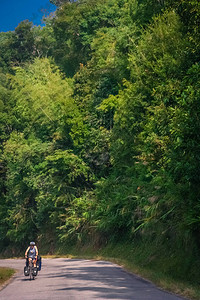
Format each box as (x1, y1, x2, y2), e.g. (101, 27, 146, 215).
(25, 242, 38, 269)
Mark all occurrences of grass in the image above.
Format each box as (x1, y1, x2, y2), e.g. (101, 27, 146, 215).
(0, 267, 15, 287)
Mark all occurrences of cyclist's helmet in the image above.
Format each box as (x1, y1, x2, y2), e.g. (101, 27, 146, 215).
(30, 241, 35, 246)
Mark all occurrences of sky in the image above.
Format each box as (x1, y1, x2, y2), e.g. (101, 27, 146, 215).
(0, 0, 56, 32)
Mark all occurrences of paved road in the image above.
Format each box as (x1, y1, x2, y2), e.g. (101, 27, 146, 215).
(0, 258, 188, 300)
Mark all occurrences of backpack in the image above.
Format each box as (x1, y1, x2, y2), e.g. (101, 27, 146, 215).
(36, 255, 42, 271)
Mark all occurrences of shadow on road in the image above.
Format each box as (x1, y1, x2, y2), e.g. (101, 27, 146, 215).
(35, 259, 184, 300)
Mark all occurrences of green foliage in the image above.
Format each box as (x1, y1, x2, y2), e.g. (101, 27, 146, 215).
(166, 0, 200, 59)
(52, 0, 131, 76)
(11, 57, 86, 147)
(0, 32, 14, 73)
(11, 20, 35, 64)
(50, 0, 67, 6)
(35, 149, 92, 236)
(129, 10, 188, 91)
(58, 193, 95, 242)
(32, 22, 56, 58)
(0, 20, 56, 72)
(92, 9, 200, 256)
(138, 0, 166, 20)
(2, 132, 92, 245)
(3, 133, 47, 243)
(0, 72, 12, 145)
(94, 175, 139, 238)
(1, 0, 200, 286)
(0, 58, 91, 246)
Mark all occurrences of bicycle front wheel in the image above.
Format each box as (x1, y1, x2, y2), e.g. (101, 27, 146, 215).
(29, 262, 33, 280)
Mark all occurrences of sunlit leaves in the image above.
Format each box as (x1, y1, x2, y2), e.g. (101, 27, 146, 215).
(11, 58, 86, 147)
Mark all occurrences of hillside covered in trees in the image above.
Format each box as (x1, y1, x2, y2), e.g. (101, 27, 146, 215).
(0, 0, 200, 291)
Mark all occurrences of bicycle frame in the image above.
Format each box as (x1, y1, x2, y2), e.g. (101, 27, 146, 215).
(28, 258, 36, 280)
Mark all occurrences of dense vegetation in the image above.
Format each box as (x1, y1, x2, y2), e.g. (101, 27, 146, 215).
(0, 0, 200, 287)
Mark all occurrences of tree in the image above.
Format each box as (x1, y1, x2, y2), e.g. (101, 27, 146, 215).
(3, 133, 46, 244)
(50, 0, 69, 6)
(52, 0, 123, 76)
(11, 57, 86, 148)
(166, 0, 200, 61)
(0, 32, 14, 73)
(11, 21, 35, 64)
(32, 22, 56, 58)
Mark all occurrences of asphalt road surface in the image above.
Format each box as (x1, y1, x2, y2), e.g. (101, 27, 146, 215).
(0, 258, 188, 300)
